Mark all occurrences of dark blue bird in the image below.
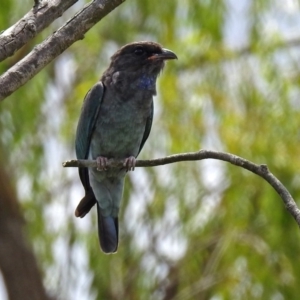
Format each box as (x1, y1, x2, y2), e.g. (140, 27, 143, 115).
(75, 41, 177, 253)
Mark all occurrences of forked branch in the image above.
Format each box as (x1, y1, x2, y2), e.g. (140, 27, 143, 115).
(0, 0, 126, 101)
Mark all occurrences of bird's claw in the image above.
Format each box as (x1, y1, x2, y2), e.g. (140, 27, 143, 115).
(123, 156, 136, 171)
(96, 156, 108, 171)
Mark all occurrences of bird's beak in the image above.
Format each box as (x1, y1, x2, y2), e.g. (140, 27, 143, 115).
(149, 48, 178, 60)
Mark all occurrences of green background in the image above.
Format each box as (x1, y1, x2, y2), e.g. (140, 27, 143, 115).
(1, 0, 300, 299)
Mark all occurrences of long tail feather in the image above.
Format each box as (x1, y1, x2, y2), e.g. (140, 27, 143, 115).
(97, 204, 118, 253)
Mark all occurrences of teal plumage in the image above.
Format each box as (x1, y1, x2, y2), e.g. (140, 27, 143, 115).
(75, 41, 177, 253)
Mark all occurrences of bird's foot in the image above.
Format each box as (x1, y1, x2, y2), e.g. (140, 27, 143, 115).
(123, 156, 136, 171)
(96, 156, 108, 171)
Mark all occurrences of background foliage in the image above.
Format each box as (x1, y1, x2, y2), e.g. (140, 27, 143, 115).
(1, 0, 300, 299)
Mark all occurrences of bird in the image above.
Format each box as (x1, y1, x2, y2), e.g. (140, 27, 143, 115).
(75, 41, 177, 253)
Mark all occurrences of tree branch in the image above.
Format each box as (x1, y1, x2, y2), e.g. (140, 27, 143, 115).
(0, 0, 78, 62)
(63, 150, 300, 227)
(0, 0, 126, 101)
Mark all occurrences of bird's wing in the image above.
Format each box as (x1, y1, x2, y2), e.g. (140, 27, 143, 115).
(75, 81, 104, 190)
(138, 99, 154, 155)
(75, 81, 104, 159)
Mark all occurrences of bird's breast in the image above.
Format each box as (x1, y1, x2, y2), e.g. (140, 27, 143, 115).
(90, 90, 152, 159)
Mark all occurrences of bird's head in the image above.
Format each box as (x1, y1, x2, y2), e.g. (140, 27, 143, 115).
(101, 42, 177, 92)
(108, 41, 177, 75)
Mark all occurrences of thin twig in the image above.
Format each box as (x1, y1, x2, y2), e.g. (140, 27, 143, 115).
(63, 149, 300, 227)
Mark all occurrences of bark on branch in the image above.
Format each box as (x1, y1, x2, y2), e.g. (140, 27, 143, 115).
(63, 150, 300, 227)
(0, 0, 126, 101)
(0, 0, 78, 62)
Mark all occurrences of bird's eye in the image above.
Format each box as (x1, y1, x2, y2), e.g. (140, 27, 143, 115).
(134, 47, 144, 56)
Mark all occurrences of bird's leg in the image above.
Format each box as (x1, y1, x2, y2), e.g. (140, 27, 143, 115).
(96, 156, 108, 171)
(123, 156, 136, 171)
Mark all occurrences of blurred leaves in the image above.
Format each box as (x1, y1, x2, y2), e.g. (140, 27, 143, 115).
(1, 0, 300, 299)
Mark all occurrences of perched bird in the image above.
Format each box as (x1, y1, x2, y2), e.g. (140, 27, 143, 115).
(75, 41, 177, 253)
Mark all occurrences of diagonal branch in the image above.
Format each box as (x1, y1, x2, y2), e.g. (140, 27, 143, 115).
(0, 0, 78, 62)
(63, 149, 300, 227)
(0, 0, 126, 101)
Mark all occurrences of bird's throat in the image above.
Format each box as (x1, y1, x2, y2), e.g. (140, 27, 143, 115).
(137, 74, 156, 91)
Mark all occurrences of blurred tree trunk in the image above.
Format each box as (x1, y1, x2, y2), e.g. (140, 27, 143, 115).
(0, 164, 52, 300)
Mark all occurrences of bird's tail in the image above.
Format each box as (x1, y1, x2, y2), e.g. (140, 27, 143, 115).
(75, 188, 96, 218)
(97, 204, 119, 254)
